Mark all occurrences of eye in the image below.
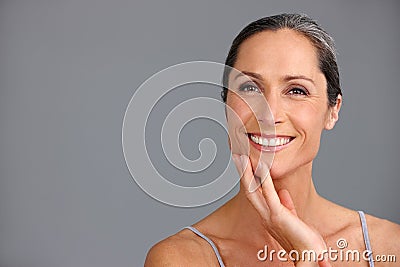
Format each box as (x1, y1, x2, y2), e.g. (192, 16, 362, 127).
(238, 83, 262, 93)
(287, 87, 308, 96)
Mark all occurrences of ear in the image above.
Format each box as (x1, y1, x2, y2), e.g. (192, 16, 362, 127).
(325, 94, 342, 130)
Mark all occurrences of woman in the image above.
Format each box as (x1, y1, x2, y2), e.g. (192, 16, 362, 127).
(145, 14, 400, 266)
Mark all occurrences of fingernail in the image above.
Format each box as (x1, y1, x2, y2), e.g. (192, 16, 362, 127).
(249, 163, 267, 192)
(248, 177, 260, 193)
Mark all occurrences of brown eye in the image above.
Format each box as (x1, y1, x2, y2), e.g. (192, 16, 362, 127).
(288, 87, 308, 96)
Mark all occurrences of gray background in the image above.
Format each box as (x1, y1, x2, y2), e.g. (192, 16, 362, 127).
(0, 0, 399, 266)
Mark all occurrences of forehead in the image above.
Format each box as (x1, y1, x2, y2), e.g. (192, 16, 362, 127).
(233, 29, 322, 81)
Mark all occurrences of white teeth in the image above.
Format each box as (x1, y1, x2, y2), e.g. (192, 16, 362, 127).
(262, 138, 268, 146)
(249, 134, 291, 147)
(269, 139, 276, 146)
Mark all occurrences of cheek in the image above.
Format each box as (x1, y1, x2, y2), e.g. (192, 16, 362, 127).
(288, 101, 327, 133)
(226, 95, 259, 154)
(286, 103, 327, 162)
(226, 94, 257, 130)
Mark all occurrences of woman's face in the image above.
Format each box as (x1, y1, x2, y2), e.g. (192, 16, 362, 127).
(226, 29, 341, 178)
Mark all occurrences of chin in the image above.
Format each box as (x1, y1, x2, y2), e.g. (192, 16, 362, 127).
(269, 158, 315, 180)
(269, 169, 290, 180)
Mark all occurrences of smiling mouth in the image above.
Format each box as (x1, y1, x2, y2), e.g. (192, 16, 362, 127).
(247, 133, 294, 151)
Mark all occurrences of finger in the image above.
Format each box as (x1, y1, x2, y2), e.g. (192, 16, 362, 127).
(236, 155, 269, 213)
(252, 160, 268, 192)
(231, 153, 244, 177)
(238, 155, 256, 193)
(278, 189, 298, 216)
(255, 162, 281, 209)
(318, 258, 332, 267)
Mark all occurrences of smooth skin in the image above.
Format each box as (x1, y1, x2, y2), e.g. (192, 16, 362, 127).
(145, 29, 400, 266)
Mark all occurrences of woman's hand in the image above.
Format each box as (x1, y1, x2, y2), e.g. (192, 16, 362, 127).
(232, 154, 331, 267)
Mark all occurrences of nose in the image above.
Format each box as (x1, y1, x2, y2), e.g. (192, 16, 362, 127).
(256, 91, 284, 126)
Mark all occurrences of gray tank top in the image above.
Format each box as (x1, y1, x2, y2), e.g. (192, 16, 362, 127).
(185, 210, 374, 267)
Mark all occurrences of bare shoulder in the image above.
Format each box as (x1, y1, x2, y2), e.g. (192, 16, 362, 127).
(144, 228, 218, 267)
(365, 213, 400, 255)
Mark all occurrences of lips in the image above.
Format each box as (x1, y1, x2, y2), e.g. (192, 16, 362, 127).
(247, 133, 294, 152)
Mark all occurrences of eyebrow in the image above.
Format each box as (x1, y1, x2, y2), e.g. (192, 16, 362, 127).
(234, 71, 263, 81)
(283, 75, 315, 85)
(234, 71, 315, 85)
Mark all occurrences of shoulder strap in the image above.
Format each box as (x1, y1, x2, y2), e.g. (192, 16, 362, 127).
(184, 226, 225, 267)
(358, 211, 374, 267)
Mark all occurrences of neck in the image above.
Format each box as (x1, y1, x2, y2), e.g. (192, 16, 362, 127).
(271, 162, 318, 219)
